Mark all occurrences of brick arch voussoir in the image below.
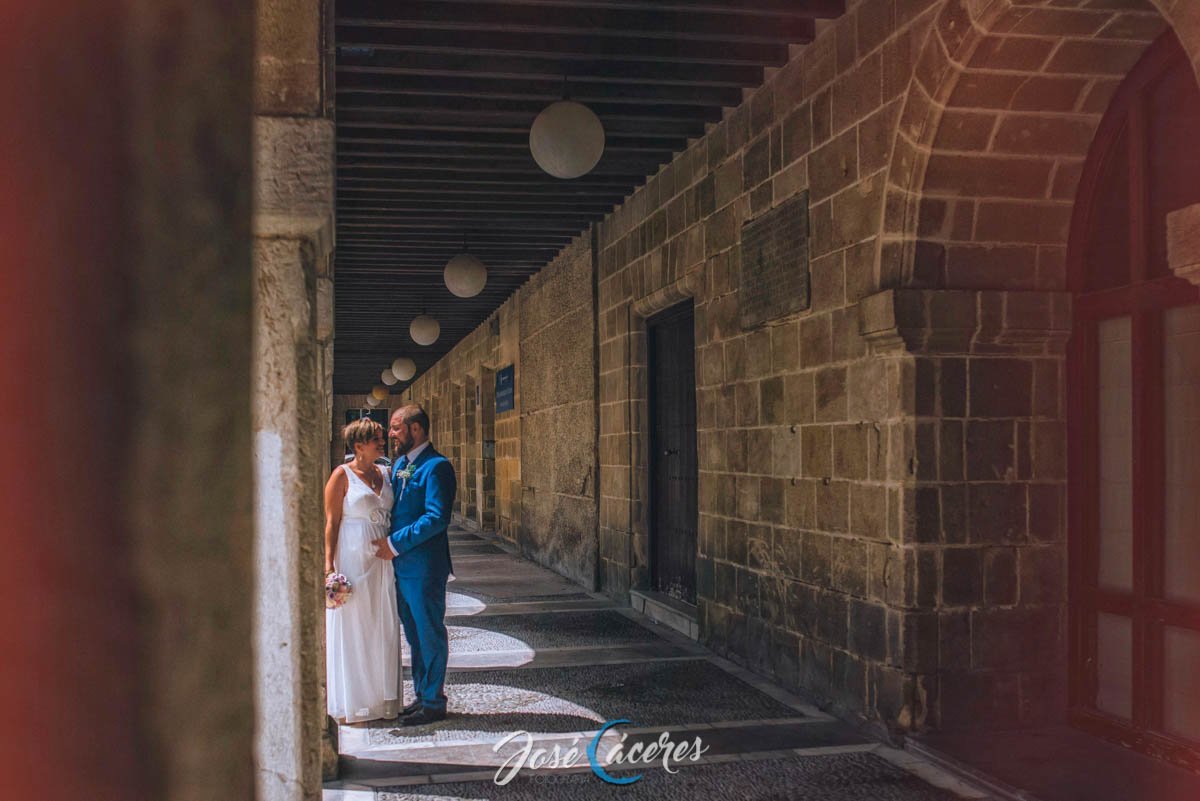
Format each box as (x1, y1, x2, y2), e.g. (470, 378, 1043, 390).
(884, 0, 1183, 291)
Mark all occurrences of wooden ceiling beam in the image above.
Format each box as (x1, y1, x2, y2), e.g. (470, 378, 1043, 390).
(337, 127, 687, 152)
(336, 51, 761, 87)
(405, 0, 844, 18)
(336, 74, 745, 106)
(336, 1, 817, 43)
(335, 24, 791, 67)
(337, 98, 721, 124)
(337, 110, 706, 139)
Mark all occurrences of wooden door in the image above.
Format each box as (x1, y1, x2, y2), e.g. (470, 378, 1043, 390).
(648, 302, 698, 604)
(1068, 33, 1200, 769)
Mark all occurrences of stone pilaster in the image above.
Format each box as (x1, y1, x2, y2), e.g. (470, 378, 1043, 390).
(857, 288, 1072, 731)
(251, 113, 334, 801)
(252, 3, 336, 786)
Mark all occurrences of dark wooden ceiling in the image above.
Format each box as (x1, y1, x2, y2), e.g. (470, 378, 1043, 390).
(333, 0, 842, 394)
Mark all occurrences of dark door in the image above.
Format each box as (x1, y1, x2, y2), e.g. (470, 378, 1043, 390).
(648, 301, 698, 604)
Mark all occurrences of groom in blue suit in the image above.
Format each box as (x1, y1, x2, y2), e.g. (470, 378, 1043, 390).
(372, 403, 456, 726)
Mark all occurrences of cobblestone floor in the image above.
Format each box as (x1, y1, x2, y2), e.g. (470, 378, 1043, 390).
(324, 523, 993, 800)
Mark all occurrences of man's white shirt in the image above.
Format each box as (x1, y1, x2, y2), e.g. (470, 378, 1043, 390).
(386, 440, 432, 557)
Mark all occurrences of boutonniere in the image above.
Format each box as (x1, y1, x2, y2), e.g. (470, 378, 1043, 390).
(396, 465, 415, 482)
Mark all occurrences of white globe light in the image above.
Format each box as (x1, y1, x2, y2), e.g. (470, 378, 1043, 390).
(444, 253, 488, 298)
(381, 368, 398, 386)
(365, 395, 381, 407)
(391, 357, 416, 381)
(529, 100, 605, 180)
(371, 384, 388, 401)
(410, 314, 440, 346)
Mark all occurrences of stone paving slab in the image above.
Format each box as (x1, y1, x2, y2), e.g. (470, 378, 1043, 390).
(367, 751, 971, 800)
(449, 543, 506, 555)
(348, 659, 805, 751)
(438, 642, 704, 671)
(447, 578, 585, 602)
(445, 598, 616, 619)
(445, 611, 662, 651)
(337, 720, 866, 784)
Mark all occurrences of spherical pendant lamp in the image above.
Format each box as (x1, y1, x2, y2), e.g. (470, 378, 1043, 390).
(381, 368, 398, 386)
(529, 100, 605, 180)
(410, 314, 440, 346)
(391, 357, 417, 382)
(365, 394, 381, 408)
(370, 384, 389, 401)
(444, 253, 488, 298)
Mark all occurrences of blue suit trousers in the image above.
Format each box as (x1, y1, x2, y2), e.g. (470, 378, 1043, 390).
(396, 571, 449, 712)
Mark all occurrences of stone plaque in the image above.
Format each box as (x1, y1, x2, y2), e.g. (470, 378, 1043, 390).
(738, 191, 810, 329)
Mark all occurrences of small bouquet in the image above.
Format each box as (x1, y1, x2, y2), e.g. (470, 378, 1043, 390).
(325, 572, 352, 609)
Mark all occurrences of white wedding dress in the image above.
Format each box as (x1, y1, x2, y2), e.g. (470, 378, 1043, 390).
(326, 463, 402, 723)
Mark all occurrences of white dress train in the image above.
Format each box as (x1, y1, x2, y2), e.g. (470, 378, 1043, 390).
(326, 463, 402, 723)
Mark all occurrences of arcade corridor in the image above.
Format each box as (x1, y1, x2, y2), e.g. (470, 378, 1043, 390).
(9, 1, 1200, 800)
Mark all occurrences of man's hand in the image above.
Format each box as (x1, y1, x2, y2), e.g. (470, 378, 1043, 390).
(371, 537, 394, 560)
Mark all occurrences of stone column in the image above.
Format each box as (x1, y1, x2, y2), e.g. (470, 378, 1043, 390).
(2, 1, 257, 799)
(858, 288, 1072, 731)
(252, 1, 336, 798)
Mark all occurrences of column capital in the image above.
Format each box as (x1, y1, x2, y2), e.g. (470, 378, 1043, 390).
(857, 288, 1072, 356)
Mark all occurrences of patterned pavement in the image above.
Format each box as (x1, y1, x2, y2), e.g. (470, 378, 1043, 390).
(324, 523, 994, 800)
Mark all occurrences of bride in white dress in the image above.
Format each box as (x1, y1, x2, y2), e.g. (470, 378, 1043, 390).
(324, 418, 402, 723)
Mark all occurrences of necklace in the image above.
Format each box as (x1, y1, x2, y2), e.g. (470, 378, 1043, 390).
(352, 460, 380, 492)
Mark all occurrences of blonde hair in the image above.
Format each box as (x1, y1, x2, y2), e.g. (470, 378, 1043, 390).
(342, 417, 384, 453)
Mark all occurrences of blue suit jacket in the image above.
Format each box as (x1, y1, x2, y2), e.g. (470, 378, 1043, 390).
(389, 444, 456, 579)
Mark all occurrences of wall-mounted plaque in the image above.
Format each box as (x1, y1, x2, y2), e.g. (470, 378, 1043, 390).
(738, 190, 810, 329)
(495, 364, 515, 413)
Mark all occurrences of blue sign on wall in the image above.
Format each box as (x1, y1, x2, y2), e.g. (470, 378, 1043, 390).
(495, 364, 515, 413)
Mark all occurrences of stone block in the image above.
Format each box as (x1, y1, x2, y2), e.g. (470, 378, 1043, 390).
(833, 424, 870, 479)
(800, 637, 835, 695)
(832, 51, 883, 133)
(969, 358, 1033, 418)
(942, 547, 983, 607)
(801, 314, 834, 366)
(971, 607, 1063, 672)
(785, 479, 817, 529)
(809, 127, 859, 203)
(832, 536, 868, 597)
(781, 102, 813, 166)
(815, 366, 849, 422)
(984, 547, 1018, 606)
(966, 420, 1016, 481)
(761, 477, 786, 525)
(851, 482, 888, 541)
(816, 479, 850, 533)
(968, 483, 1027, 544)
(802, 531, 833, 588)
(1019, 544, 1066, 605)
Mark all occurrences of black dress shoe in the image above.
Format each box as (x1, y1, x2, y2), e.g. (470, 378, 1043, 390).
(399, 706, 447, 727)
(399, 700, 421, 716)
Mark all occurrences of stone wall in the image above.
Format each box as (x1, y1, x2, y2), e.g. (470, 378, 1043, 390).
(402, 234, 599, 587)
(392, 0, 1200, 737)
(590, 0, 1182, 734)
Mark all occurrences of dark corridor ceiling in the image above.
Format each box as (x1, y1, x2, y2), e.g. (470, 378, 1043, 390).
(332, 0, 843, 393)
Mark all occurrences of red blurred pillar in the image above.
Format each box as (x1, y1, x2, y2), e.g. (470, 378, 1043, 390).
(0, 2, 255, 799)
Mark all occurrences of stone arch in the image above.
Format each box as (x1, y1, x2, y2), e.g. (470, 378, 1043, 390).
(884, 0, 1198, 290)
